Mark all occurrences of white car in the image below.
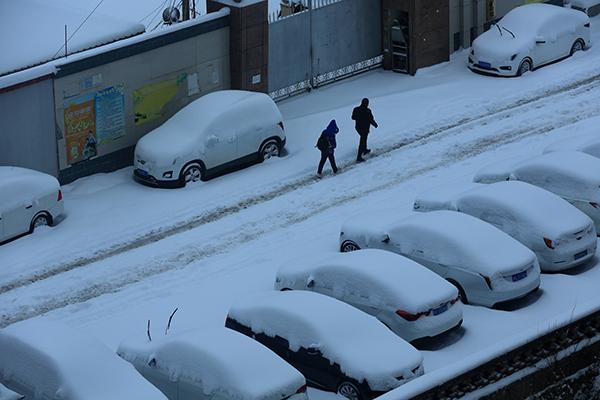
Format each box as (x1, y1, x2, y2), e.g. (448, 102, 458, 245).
(474, 151, 600, 233)
(340, 211, 540, 307)
(226, 291, 424, 400)
(0, 166, 64, 243)
(118, 327, 307, 400)
(0, 319, 166, 400)
(274, 249, 463, 342)
(468, 3, 590, 76)
(414, 181, 597, 271)
(571, 0, 600, 17)
(544, 132, 600, 159)
(134, 90, 286, 188)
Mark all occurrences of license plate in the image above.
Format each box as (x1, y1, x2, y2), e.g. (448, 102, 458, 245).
(137, 168, 149, 177)
(479, 61, 491, 69)
(575, 250, 588, 260)
(512, 271, 527, 282)
(433, 304, 448, 316)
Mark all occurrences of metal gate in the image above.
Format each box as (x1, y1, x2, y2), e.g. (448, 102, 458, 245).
(268, 0, 382, 100)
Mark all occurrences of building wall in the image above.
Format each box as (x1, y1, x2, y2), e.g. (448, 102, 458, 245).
(53, 18, 230, 183)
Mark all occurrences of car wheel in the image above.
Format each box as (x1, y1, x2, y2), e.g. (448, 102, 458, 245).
(260, 139, 280, 161)
(30, 213, 50, 233)
(337, 381, 363, 400)
(280, 287, 292, 291)
(517, 59, 532, 76)
(341, 240, 361, 252)
(448, 279, 468, 305)
(181, 164, 203, 185)
(570, 39, 584, 56)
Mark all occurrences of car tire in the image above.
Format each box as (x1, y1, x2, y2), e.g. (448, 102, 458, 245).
(340, 240, 361, 253)
(280, 287, 292, 291)
(570, 39, 585, 56)
(516, 59, 532, 77)
(180, 163, 204, 185)
(30, 213, 50, 233)
(337, 380, 363, 400)
(447, 279, 468, 305)
(260, 139, 280, 161)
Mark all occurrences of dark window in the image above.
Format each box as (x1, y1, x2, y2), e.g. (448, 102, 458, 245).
(453, 32, 462, 51)
(589, 4, 600, 17)
(470, 27, 478, 45)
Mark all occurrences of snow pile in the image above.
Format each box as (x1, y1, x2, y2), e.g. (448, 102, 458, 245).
(275, 249, 457, 314)
(0, 167, 60, 212)
(0, 319, 166, 400)
(545, 133, 600, 159)
(118, 327, 305, 400)
(228, 291, 424, 391)
(0, 0, 145, 76)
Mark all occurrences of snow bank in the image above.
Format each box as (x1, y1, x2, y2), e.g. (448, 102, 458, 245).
(275, 249, 457, 314)
(118, 327, 305, 400)
(0, 167, 60, 212)
(228, 291, 424, 391)
(0, 319, 166, 400)
(545, 133, 600, 159)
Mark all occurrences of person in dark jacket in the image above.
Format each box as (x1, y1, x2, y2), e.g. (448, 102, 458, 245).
(351, 98, 378, 163)
(317, 119, 339, 177)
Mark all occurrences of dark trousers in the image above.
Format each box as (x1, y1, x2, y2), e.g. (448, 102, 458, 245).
(357, 132, 369, 160)
(318, 151, 338, 174)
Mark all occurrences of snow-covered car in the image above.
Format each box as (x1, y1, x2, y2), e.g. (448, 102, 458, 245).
(0, 319, 166, 400)
(0, 166, 64, 244)
(274, 249, 463, 342)
(118, 327, 307, 400)
(226, 291, 424, 400)
(0, 384, 22, 400)
(340, 210, 540, 307)
(571, 0, 600, 17)
(544, 132, 600, 159)
(414, 181, 597, 271)
(468, 3, 590, 76)
(474, 151, 600, 232)
(133, 90, 286, 188)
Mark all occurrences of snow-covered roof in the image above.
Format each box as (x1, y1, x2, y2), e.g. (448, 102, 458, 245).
(472, 156, 531, 183)
(0, 0, 145, 77)
(413, 182, 482, 212)
(0, 167, 60, 212)
(228, 291, 423, 390)
(118, 327, 304, 400)
(544, 133, 600, 159)
(0, 319, 166, 400)
(275, 250, 458, 314)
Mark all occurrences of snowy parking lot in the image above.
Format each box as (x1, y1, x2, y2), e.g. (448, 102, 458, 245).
(3, 16, 600, 399)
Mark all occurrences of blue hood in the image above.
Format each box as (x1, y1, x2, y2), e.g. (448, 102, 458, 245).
(325, 119, 339, 135)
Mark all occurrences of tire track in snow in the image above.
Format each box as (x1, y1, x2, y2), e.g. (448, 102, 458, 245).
(2, 83, 600, 328)
(2, 73, 600, 298)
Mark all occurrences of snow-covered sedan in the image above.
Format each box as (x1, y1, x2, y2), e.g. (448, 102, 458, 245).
(468, 3, 590, 76)
(275, 249, 463, 342)
(571, 0, 600, 17)
(118, 327, 307, 400)
(0, 166, 64, 244)
(474, 151, 600, 232)
(414, 181, 597, 271)
(0, 319, 166, 400)
(544, 132, 600, 159)
(340, 210, 540, 307)
(226, 291, 424, 400)
(134, 90, 286, 188)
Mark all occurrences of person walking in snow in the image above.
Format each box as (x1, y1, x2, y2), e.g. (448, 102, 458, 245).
(351, 98, 378, 163)
(316, 119, 339, 177)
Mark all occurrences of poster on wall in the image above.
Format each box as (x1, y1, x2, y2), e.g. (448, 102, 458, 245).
(133, 74, 187, 126)
(95, 85, 125, 145)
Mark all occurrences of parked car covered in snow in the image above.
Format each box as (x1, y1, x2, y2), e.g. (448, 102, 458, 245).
(544, 132, 600, 159)
(0, 319, 166, 400)
(134, 90, 286, 188)
(226, 291, 424, 400)
(414, 181, 597, 271)
(118, 327, 307, 400)
(468, 3, 590, 76)
(340, 210, 540, 307)
(571, 0, 600, 17)
(474, 151, 600, 232)
(0, 166, 64, 244)
(274, 250, 463, 342)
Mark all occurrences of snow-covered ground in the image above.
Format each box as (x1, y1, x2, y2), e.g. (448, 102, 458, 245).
(3, 16, 600, 400)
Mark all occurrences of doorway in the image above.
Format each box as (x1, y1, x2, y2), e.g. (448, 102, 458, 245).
(391, 15, 409, 73)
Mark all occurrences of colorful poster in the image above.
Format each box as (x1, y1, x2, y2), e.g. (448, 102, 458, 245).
(95, 85, 125, 145)
(64, 96, 96, 164)
(133, 74, 187, 125)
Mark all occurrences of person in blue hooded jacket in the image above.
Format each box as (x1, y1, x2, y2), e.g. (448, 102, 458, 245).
(316, 119, 339, 177)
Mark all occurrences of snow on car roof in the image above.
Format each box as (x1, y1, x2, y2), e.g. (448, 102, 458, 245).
(473, 156, 531, 183)
(276, 250, 457, 313)
(390, 210, 536, 277)
(0, 167, 59, 212)
(544, 133, 600, 159)
(413, 181, 481, 212)
(501, 3, 586, 32)
(0, 319, 166, 400)
(118, 327, 304, 400)
(571, 0, 600, 8)
(228, 291, 423, 389)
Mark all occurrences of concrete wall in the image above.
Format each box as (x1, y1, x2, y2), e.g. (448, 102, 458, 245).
(0, 77, 59, 176)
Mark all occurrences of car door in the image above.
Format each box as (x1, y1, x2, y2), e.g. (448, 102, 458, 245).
(3, 201, 32, 239)
(533, 20, 558, 65)
(292, 346, 339, 390)
(202, 131, 238, 169)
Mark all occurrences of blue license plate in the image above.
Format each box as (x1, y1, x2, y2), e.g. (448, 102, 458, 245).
(512, 271, 527, 282)
(433, 303, 448, 316)
(137, 168, 149, 177)
(479, 61, 491, 69)
(575, 250, 588, 260)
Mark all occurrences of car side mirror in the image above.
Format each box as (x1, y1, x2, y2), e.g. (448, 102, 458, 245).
(536, 36, 546, 44)
(307, 279, 315, 288)
(381, 234, 390, 244)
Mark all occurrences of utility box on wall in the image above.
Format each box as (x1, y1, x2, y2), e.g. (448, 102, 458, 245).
(382, 0, 449, 75)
